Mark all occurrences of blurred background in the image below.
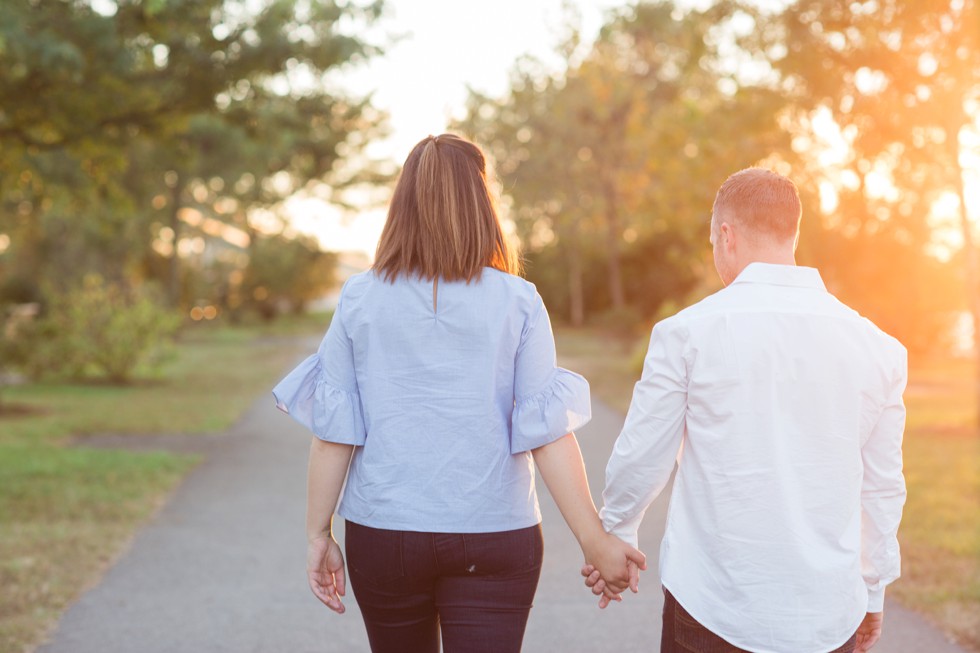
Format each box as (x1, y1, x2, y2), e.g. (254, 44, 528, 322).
(0, 0, 977, 651)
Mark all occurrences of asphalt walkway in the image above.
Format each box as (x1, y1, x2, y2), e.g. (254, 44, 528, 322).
(39, 384, 968, 652)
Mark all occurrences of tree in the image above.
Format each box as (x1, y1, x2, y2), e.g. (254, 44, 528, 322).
(768, 0, 975, 357)
(242, 232, 337, 319)
(458, 2, 790, 325)
(0, 0, 386, 307)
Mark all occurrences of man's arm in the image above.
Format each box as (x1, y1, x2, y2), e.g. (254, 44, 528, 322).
(600, 318, 689, 547)
(858, 345, 908, 651)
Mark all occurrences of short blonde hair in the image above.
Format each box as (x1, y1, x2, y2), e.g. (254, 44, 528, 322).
(712, 167, 802, 241)
(374, 134, 520, 282)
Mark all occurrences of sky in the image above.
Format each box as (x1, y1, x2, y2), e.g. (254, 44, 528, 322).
(284, 0, 627, 259)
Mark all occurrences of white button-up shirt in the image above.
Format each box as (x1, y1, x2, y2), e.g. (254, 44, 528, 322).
(600, 263, 907, 653)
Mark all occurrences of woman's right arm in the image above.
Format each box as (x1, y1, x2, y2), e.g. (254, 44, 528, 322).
(531, 433, 646, 603)
(306, 438, 355, 613)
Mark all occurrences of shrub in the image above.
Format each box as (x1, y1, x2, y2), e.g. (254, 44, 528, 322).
(25, 276, 180, 383)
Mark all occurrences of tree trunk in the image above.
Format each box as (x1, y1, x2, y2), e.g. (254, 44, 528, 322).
(167, 174, 183, 308)
(943, 104, 980, 426)
(567, 243, 585, 327)
(953, 145, 980, 427)
(602, 177, 626, 311)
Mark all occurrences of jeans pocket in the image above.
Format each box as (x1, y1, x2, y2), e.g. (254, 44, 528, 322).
(345, 522, 406, 585)
(463, 525, 543, 576)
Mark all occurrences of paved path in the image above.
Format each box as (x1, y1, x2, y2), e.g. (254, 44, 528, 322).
(39, 385, 969, 652)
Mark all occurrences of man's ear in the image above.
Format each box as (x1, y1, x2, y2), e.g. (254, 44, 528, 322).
(720, 222, 735, 252)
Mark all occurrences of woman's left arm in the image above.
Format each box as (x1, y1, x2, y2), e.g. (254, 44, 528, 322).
(531, 433, 646, 605)
(306, 438, 355, 614)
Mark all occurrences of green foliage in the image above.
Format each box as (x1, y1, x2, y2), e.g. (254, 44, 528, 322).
(0, 0, 387, 312)
(242, 232, 337, 320)
(24, 276, 179, 383)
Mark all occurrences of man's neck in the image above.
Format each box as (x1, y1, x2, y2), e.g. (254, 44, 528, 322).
(735, 249, 797, 277)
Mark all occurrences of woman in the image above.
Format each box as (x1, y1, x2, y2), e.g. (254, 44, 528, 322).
(273, 133, 644, 653)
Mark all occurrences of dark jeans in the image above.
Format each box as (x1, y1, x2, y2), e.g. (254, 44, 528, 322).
(661, 588, 857, 653)
(345, 521, 544, 653)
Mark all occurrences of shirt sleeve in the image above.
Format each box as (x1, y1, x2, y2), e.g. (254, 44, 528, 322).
(510, 292, 591, 454)
(599, 318, 688, 548)
(272, 281, 366, 445)
(860, 345, 908, 612)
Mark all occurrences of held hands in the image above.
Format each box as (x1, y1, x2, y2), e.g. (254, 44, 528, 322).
(579, 531, 647, 609)
(307, 534, 347, 614)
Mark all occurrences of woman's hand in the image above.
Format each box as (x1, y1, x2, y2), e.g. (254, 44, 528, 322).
(579, 532, 646, 608)
(307, 534, 347, 613)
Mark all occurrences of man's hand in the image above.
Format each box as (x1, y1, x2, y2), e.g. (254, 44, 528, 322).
(579, 533, 646, 608)
(307, 534, 347, 614)
(855, 611, 883, 652)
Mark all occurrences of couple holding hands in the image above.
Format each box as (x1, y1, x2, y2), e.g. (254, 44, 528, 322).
(274, 134, 906, 653)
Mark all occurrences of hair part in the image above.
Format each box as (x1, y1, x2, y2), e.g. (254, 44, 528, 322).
(373, 133, 521, 283)
(711, 167, 802, 242)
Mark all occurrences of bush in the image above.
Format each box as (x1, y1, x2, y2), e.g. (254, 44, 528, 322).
(24, 276, 180, 383)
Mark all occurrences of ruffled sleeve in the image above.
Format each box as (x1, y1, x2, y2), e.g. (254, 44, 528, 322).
(511, 367, 591, 454)
(272, 354, 366, 445)
(272, 279, 366, 445)
(509, 290, 592, 453)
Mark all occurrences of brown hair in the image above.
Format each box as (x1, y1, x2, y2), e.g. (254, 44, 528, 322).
(711, 167, 802, 242)
(373, 134, 520, 282)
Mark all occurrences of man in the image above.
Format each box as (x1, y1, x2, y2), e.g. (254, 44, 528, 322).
(585, 168, 907, 653)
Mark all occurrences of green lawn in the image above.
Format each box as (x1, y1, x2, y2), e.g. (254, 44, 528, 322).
(0, 314, 327, 653)
(556, 326, 980, 651)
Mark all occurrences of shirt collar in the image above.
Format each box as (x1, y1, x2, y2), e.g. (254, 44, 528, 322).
(729, 262, 826, 291)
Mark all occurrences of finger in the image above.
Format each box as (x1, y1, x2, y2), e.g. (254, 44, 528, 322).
(312, 579, 339, 612)
(627, 560, 640, 593)
(322, 583, 345, 614)
(309, 566, 346, 614)
(598, 593, 611, 609)
(602, 585, 622, 603)
(591, 579, 607, 595)
(335, 566, 346, 597)
(859, 633, 879, 653)
(309, 572, 327, 597)
(581, 564, 596, 577)
(583, 569, 600, 588)
(626, 547, 647, 571)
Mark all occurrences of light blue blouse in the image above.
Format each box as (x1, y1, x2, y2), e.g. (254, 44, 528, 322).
(273, 268, 591, 533)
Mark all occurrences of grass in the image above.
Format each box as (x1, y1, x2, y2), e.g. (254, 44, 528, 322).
(1, 315, 973, 650)
(0, 313, 327, 653)
(555, 326, 980, 651)
(894, 357, 980, 650)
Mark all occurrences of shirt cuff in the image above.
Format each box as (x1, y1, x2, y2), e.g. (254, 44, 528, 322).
(600, 514, 639, 548)
(867, 587, 886, 612)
